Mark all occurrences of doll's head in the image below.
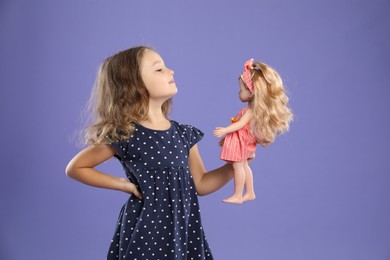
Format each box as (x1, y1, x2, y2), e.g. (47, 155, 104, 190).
(85, 46, 172, 144)
(240, 59, 293, 147)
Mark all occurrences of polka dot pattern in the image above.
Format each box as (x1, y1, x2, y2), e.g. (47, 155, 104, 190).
(107, 121, 213, 259)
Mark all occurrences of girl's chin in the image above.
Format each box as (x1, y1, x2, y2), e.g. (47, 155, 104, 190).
(166, 89, 178, 99)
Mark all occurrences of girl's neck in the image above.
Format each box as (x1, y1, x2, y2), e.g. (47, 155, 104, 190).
(139, 116, 170, 130)
(138, 103, 170, 130)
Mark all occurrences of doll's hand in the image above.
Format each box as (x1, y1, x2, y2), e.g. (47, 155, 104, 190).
(213, 127, 227, 138)
(118, 178, 143, 199)
(247, 153, 255, 163)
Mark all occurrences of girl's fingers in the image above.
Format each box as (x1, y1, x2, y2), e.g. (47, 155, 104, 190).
(132, 187, 143, 199)
(119, 178, 142, 199)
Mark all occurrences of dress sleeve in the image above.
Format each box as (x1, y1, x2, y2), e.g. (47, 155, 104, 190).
(184, 124, 204, 148)
(110, 140, 127, 161)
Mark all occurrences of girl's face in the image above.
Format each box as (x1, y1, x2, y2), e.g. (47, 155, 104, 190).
(238, 77, 253, 102)
(140, 49, 177, 101)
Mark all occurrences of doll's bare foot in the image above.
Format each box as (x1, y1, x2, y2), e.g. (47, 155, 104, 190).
(222, 195, 243, 204)
(242, 193, 256, 202)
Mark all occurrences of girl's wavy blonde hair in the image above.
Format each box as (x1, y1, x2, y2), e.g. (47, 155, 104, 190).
(246, 62, 293, 147)
(84, 46, 172, 144)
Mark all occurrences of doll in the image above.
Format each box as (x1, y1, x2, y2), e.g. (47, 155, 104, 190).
(213, 59, 293, 204)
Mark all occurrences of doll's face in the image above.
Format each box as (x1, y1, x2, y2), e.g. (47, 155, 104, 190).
(238, 77, 253, 102)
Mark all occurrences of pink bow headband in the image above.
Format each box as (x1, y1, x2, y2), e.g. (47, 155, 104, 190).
(241, 58, 255, 93)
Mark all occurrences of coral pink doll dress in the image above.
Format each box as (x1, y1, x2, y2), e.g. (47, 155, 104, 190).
(220, 106, 257, 162)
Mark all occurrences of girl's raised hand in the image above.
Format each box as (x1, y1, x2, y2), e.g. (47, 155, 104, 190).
(118, 178, 143, 199)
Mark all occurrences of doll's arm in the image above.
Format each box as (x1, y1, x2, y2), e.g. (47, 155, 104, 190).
(213, 108, 253, 137)
(189, 144, 234, 196)
(65, 144, 142, 199)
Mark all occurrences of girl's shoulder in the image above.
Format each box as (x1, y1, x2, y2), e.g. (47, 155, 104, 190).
(170, 120, 202, 134)
(170, 120, 204, 147)
(170, 120, 189, 128)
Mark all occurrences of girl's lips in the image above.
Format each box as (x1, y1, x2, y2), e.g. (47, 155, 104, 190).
(169, 79, 175, 84)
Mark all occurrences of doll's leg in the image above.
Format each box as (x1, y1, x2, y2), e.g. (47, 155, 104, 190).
(223, 162, 245, 204)
(243, 160, 256, 202)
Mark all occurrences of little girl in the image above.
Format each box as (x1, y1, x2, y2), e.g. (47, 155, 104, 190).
(214, 59, 293, 204)
(66, 46, 236, 259)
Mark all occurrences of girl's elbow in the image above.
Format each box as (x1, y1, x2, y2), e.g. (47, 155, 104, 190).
(194, 178, 211, 196)
(65, 162, 77, 179)
(197, 190, 207, 196)
(195, 187, 209, 196)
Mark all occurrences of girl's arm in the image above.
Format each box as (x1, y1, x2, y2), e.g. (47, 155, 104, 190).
(213, 108, 253, 137)
(189, 144, 234, 196)
(65, 144, 142, 199)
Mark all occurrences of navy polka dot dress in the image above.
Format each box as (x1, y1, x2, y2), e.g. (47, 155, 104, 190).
(107, 121, 214, 260)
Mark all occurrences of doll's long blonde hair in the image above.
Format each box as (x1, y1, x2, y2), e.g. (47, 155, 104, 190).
(84, 46, 172, 144)
(248, 62, 293, 147)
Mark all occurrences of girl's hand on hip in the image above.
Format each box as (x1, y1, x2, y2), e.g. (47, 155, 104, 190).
(118, 178, 143, 199)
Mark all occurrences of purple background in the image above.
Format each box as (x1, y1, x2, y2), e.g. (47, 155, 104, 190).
(1, 0, 390, 259)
